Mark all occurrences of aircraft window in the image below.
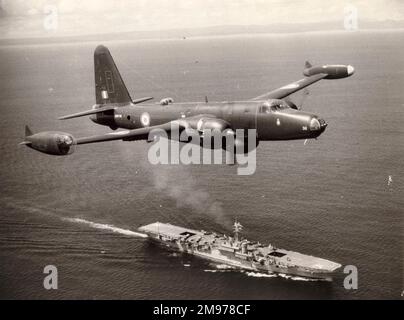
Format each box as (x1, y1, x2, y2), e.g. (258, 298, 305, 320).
(270, 101, 289, 112)
(260, 104, 271, 114)
(260, 101, 289, 113)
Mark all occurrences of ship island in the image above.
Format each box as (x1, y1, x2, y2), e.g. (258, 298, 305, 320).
(138, 220, 341, 281)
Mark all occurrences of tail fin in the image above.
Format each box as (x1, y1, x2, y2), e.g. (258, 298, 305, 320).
(25, 125, 33, 137)
(305, 60, 312, 68)
(94, 45, 132, 105)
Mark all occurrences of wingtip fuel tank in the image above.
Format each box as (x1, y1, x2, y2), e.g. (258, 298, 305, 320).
(20, 126, 76, 155)
(303, 63, 355, 79)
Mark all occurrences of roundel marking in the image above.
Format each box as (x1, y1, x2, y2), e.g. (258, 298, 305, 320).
(140, 112, 151, 127)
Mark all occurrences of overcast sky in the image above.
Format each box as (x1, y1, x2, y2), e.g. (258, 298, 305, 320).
(1, 0, 403, 38)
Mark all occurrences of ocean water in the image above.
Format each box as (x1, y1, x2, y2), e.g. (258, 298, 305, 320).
(0, 31, 402, 299)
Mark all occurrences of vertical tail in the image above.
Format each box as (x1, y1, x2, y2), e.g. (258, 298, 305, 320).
(25, 125, 33, 137)
(94, 45, 132, 105)
(305, 60, 312, 69)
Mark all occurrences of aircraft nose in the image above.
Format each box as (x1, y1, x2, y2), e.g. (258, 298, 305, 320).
(309, 118, 321, 131)
(309, 117, 327, 133)
(347, 65, 355, 76)
(318, 118, 328, 132)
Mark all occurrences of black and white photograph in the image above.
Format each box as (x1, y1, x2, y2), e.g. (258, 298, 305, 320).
(0, 0, 402, 306)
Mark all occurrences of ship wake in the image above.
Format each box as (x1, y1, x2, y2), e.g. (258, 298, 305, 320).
(63, 217, 148, 238)
(204, 264, 324, 281)
(204, 264, 236, 273)
(3, 199, 148, 239)
(244, 272, 277, 278)
(276, 273, 324, 282)
(246, 271, 323, 281)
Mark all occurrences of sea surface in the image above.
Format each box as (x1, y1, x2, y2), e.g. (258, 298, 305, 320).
(0, 31, 402, 299)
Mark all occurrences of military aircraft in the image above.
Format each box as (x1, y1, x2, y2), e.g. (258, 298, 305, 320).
(20, 45, 354, 156)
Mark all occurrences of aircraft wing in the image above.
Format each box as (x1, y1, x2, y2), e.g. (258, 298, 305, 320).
(76, 114, 219, 145)
(76, 121, 181, 145)
(21, 115, 227, 156)
(251, 73, 327, 101)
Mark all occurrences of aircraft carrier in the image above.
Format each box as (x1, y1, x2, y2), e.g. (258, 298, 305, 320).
(138, 220, 341, 281)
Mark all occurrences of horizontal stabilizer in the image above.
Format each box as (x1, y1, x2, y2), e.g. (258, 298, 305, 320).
(133, 96, 153, 104)
(58, 106, 116, 120)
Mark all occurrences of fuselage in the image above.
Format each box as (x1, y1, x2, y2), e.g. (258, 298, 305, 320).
(91, 99, 327, 141)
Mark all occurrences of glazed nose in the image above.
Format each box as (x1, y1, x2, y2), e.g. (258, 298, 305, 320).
(309, 118, 320, 131)
(309, 117, 327, 132)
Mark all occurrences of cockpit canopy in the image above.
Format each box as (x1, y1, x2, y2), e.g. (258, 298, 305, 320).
(259, 99, 290, 113)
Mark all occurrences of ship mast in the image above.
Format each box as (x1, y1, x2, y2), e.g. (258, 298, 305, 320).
(233, 219, 243, 243)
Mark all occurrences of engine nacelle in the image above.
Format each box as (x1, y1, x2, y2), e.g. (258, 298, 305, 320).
(25, 132, 76, 155)
(160, 97, 174, 105)
(303, 64, 354, 79)
(196, 117, 230, 132)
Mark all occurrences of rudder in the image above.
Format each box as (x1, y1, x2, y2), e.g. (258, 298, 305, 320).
(94, 45, 132, 105)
